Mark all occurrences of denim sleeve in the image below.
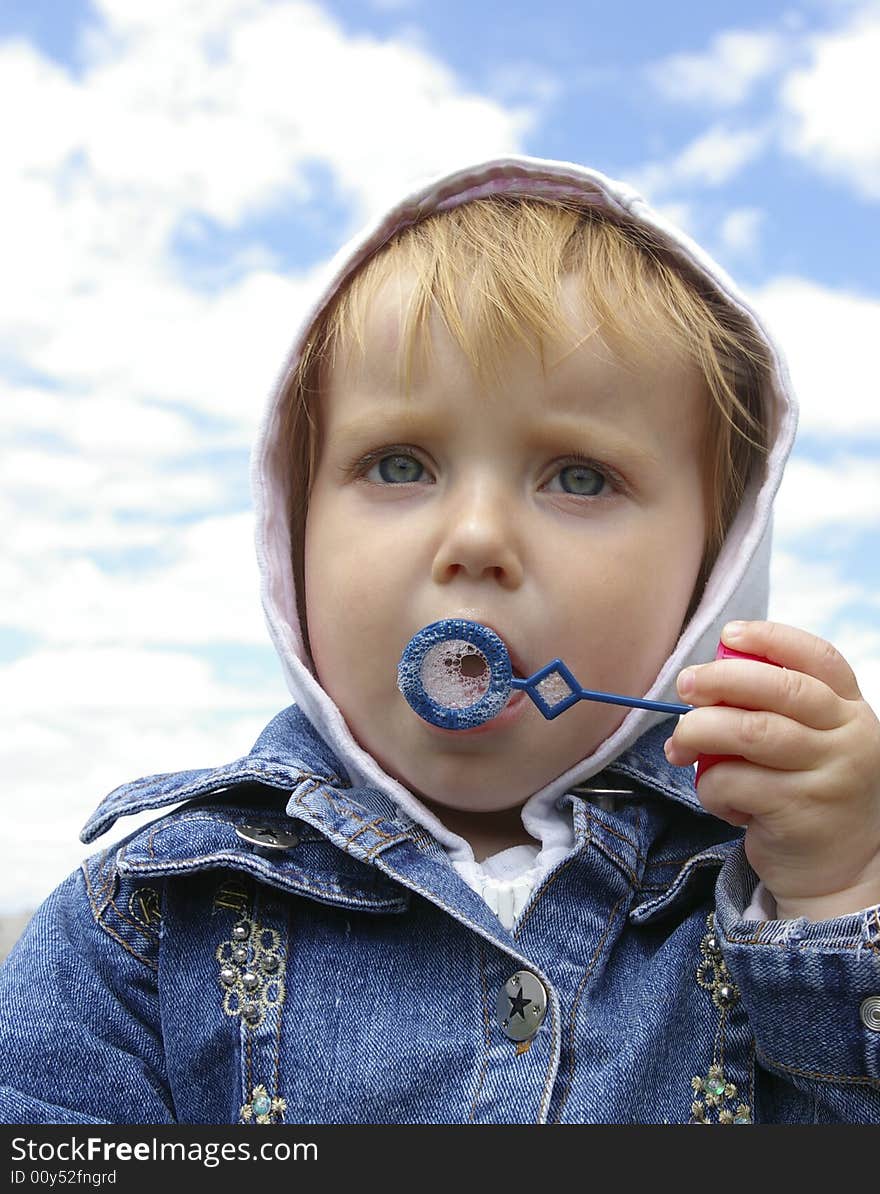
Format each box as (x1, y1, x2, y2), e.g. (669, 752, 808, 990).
(0, 867, 175, 1124)
(715, 844, 880, 1123)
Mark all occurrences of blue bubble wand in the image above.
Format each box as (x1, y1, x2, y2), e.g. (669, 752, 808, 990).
(398, 618, 691, 731)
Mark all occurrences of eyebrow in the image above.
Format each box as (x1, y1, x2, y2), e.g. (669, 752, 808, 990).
(528, 412, 662, 469)
(329, 406, 662, 471)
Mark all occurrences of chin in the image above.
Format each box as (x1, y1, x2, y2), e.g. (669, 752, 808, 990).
(414, 766, 535, 814)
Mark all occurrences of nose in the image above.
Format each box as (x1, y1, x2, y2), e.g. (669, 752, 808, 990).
(431, 478, 525, 589)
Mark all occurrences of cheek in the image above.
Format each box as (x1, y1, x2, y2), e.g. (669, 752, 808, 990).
(556, 506, 706, 673)
(304, 499, 403, 688)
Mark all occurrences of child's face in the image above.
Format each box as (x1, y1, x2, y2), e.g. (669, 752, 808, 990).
(304, 274, 708, 816)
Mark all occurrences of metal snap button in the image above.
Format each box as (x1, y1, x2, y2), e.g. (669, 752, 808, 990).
(860, 995, 880, 1031)
(235, 824, 300, 850)
(496, 970, 548, 1042)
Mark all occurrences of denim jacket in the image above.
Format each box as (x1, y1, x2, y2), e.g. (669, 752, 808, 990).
(1, 704, 878, 1125)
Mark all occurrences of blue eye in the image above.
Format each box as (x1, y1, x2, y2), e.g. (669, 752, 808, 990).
(547, 463, 606, 496)
(372, 453, 425, 484)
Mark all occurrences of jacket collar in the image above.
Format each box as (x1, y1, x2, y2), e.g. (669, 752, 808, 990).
(84, 705, 706, 938)
(80, 705, 345, 844)
(82, 703, 703, 849)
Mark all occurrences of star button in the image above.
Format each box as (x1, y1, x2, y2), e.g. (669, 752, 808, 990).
(508, 988, 532, 1019)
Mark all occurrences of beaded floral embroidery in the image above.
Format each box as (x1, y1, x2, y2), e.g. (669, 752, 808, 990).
(215, 917, 285, 1030)
(689, 914, 753, 1125)
(240, 1084, 287, 1125)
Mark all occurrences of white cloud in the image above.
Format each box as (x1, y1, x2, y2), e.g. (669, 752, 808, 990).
(640, 5, 880, 203)
(769, 550, 864, 633)
(78, 0, 529, 222)
(648, 30, 788, 107)
(5, 386, 203, 455)
(0, 0, 529, 436)
(780, 7, 880, 199)
(2, 444, 226, 517)
(0, 647, 251, 715)
(652, 201, 696, 236)
(718, 206, 764, 256)
(774, 455, 880, 534)
(0, 704, 287, 912)
(0, 513, 268, 646)
(747, 276, 880, 436)
(632, 124, 769, 196)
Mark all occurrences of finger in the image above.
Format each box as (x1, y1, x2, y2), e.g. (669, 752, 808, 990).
(677, 658, 843, 731)
(667, 704, 826, 771)
(691, 759, 802, 824)
(720, 621, 861, 701)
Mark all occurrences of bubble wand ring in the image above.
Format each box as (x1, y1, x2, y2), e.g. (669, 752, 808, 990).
(398, 619, 691, 730)
(397, 619, 515, 730)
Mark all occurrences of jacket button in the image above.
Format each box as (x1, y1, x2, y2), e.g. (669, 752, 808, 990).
(235, 824, 300, 850)
(496, 970, 548, 1042)
(860, 995, 880, 1031)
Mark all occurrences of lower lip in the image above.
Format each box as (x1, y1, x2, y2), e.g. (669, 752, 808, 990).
(420, 687, 529, 737)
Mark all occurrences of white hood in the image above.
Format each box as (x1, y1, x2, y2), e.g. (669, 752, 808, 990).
(250, 155, 798, 867)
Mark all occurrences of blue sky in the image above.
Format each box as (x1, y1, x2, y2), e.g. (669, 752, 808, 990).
(2, 0, 879, 912)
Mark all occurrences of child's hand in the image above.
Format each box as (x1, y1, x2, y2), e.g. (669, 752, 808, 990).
(664, 620, 880, 921)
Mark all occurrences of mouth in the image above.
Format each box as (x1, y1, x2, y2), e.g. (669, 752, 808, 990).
(398, 615, 535, 733)
(474, 621, 529, 681)
(418, 616, 531, 682)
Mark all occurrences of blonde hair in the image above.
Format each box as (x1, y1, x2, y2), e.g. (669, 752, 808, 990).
(283, 198, 772, 652)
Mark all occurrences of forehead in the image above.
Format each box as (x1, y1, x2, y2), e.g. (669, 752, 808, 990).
(331, 264, 690, 372)
(324, 270, 707, 431)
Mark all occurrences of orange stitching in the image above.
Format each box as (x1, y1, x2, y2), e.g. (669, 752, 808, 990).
(295, 780, 413, 842)
(82, 855, 115, 915)
(553, 894, 627, 1123)
(467, 941, 491, 1124)
(588, 816, 647, 863)
(90, 849, 117, 901)
(366, 831, 410, 860)
(514, 816, 593, 939)
(513, 853, 579, 939)
(107, 890, 161, 941)
(97, 851, 113, 893)
(755, 1047, 879, 1086)
(93, 916, 159, 970)
(347, 818, 394, 845)
(582, 810, 640, 887)
(124, 852, 401, 907)
(82, 863, 159, 971)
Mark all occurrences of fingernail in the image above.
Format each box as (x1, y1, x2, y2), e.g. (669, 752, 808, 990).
(664, 737, 682, 765)
(677, 667, 696, 697)
(723, 621, 746, 642)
